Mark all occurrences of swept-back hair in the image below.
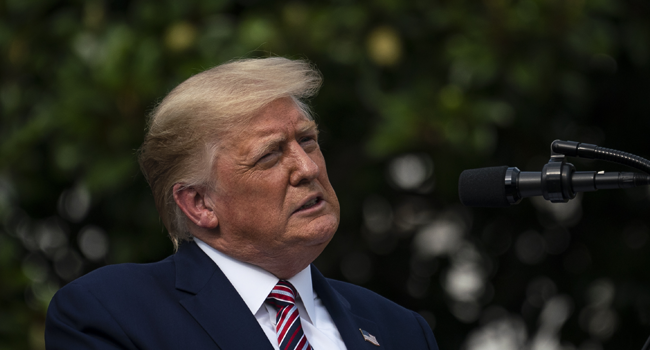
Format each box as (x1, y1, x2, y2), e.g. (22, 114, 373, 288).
(138, 57, 322, 249)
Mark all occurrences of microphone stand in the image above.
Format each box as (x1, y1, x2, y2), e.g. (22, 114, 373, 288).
(551, 140, 650, 175)
(543, 141, 650, 350)
(502, 140, 650, 206)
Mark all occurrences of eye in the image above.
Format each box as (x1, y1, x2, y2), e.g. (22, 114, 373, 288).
(300, 135, 318, 144)
(257, 150, 279, 165)
(300, 136, 318, 151)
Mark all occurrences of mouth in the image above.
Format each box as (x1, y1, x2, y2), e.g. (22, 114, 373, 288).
(294, 195, 324, 214)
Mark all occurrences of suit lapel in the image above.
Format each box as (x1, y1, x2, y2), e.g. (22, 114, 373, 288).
(311, 265, 385, 349)
(174, 242, 274, 350)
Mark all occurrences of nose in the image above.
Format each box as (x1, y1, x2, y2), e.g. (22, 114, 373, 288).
(289, 143, 320, 186)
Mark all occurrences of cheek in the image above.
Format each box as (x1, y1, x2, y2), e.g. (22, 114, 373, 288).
(313, 155, 332, 184)
(225, 184, 286, 226)
(219, 169, 282, 202)
(317, 166, 338, 202)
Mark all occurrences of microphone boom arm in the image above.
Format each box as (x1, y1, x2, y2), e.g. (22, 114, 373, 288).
(551, 140, 650, 175)
(503, 140, 650, 205)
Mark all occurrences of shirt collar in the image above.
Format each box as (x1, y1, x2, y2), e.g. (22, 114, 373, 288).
(193, 237, 316, 323)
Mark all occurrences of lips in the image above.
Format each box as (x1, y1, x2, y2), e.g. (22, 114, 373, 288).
(300, 197, 319, 210)
(293, 194, 323, 214)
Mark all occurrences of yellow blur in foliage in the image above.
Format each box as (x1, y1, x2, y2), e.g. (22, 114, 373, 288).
(367, 26, 402, 66)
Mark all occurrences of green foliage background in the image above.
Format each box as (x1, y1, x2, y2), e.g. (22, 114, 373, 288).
(2, 0, 650, 349)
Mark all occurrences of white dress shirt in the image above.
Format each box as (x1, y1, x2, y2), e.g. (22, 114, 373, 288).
(194, 238, 347, 350)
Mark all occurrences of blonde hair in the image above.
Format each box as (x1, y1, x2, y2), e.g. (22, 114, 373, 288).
(138, 57, 323, 249)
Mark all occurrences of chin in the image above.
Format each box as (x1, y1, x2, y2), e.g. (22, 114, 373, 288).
(302, 214, 339, 246)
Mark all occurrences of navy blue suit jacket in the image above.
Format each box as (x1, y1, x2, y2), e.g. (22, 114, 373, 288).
(45, 241, 439, 349)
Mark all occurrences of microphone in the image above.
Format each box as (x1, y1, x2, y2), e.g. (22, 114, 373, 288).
(458, 165, 650, 207)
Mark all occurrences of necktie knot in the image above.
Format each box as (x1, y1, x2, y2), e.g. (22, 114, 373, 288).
(266, 280, 297, 308)
(265, 280, 313, 350)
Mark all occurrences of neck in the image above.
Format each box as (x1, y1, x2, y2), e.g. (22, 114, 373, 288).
(192, 230, 325, 280)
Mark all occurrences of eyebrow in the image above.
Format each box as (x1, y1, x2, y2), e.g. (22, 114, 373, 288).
(297, 120, 319, 135)
(247, 121, 319, 162)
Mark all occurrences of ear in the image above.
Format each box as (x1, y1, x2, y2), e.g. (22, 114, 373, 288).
(172, 183, 219, 229)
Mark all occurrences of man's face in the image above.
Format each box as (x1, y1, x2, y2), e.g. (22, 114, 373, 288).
(207, 97, 340, 267)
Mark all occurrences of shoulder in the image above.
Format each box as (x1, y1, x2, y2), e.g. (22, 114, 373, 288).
(325, 277, 418, 319)
(45, 255, 197, 349)
(46, 256, 179, 340)
(326, 278, 402, 307)
(52, 255, 177, 306)
(312, 265, 421, 321)
(73, 255, 174, 285)
(324, 278, 439, 349)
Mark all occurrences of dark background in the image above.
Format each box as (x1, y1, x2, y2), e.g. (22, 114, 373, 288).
(2, 0, 650, 349)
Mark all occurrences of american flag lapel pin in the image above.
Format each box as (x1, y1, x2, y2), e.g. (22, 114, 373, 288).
(359, 328, 380, 346)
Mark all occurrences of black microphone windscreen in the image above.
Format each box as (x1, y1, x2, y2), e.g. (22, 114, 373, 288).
(458, 166, 511, 207)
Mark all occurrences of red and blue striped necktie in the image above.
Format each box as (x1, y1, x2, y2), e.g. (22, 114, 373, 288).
(266, 280, 313, 350)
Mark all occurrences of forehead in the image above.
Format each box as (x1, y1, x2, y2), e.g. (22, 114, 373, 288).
(225, 98, 317, 150)
(247, 114, 316, 137)
(249, 98, 314, 131)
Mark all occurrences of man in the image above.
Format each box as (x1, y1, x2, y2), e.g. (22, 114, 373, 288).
(45, 57, 439, 350)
